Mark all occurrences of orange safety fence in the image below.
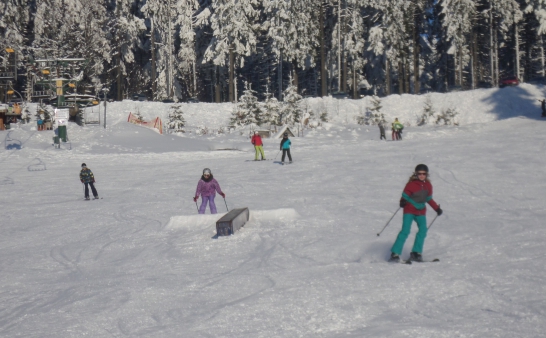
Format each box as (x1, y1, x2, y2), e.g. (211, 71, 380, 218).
(127, 112, 163, 134)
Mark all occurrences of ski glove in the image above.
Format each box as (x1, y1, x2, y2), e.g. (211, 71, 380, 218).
(399, 199, 407, 208)
(436, 207, 443, 216)
(193, 196, 198, 202)
(219, 192, 226, 198)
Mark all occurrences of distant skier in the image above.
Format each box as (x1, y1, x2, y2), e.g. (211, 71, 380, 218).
(379, 123, 386, 140)
(80, 163, 99, 200)
(193, 168, 225, 214)
(392, 118, 404, 141)
(251, 131, 266, 161)
(389, 164, 443, 263)
(280, 132, 292, 164)
(540, 99, 546, 117)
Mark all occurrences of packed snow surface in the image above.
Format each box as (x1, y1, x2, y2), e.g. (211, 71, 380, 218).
(1, 84, 545, 337)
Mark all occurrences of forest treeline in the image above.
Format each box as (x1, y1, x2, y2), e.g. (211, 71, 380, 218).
(0, 0, 543, 102)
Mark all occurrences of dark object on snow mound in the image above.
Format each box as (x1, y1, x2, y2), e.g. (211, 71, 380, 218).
(216, 208, 249, 236)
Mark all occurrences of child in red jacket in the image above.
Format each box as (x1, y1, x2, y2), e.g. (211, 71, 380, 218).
(251, 131, 266, 161)
(390, 164, 443, 262)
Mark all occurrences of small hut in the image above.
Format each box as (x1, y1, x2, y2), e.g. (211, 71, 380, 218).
(273, 125, 295, 138)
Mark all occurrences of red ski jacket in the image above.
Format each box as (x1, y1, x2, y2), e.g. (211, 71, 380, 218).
(251, 134, 263, 146)
(401, 179, 439, 216)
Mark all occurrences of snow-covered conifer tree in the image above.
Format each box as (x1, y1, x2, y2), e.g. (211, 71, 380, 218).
(167, 104, 186, 132)
(176, 0, 199, 98)
(108, 0, 146, 100)
(142, 0, 180, 100)
(230, 82, 260, 128)
(0, 0, 29, 61)
(441, 0, 475, 87)
(280, 79, 303, 125)
(33, 0, 109, 85)
(264, 0, 319, 88)
(204, 0, 259, 102)
(260, 86, 281, 126)
(343, 0, 367, 97)
(419, 95, 435, 125)
(358, 95, 386, 125)
(368, 0, 410, 95)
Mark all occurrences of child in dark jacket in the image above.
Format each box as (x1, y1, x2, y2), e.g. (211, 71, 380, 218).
(193, 168, 225, 214)
(390, 164, 443, 262)
(80, 163, 99, 200)
(279, 132, 292, 164)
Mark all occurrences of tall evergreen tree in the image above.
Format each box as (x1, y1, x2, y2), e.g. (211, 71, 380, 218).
(204, 0, 260, 102)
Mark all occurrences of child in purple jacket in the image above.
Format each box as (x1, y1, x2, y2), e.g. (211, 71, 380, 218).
(193, 168, 225, 214)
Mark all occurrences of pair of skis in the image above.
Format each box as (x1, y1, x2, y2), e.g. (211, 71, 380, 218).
(392, 258, 440, 265)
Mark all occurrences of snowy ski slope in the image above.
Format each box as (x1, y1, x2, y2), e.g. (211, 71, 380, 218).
(0, 84, 545, 337)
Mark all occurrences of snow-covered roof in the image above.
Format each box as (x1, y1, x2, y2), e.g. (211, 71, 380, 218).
(273, 125, 295, 138)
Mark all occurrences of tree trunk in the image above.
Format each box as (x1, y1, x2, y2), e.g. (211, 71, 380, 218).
(490, 2, 494, 87)
(385, 58, 391, 96)
(412, 3, 420, 94)
(398, 60, 404, 94)
(319, 1, 327, 97)
(292, 60, 299, 89)
(459, 46, 463, 87)
(117, 45, 122, 101)
(337, 0, 342, 92)
(229, 44, 235, 102)
(542, 35, 545, 77)
(151, 17, 157, 98)
(342, 53, 348, 92)
(215, 66, 221, 103)
(352, 62, 357, 99)
(278, 51, 283, 100)
(405, 56, 410, 94)
(515, 23, 520, 81)
(540, 35, 546, 76)
(470, 25, 474, 89)
(494, 27, 499, 85)
(116, 2, 122, 101)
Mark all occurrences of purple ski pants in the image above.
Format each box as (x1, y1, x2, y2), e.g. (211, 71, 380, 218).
(199, 195, 217, 214)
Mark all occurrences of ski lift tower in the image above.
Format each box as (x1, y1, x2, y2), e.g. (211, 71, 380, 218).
(0, 47, 17, 103)
(27, 57, 99, 123)
(27, 57, 87, 106)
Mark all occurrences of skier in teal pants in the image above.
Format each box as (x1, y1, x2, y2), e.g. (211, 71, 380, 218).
(390, 164, 443, 262)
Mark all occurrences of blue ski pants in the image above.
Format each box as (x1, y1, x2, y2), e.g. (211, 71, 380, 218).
(391, 214, 428, 255)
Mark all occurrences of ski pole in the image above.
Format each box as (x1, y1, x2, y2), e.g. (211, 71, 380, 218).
(427, 215, 439, 230)
(377, 207, 401, 237)
(195, 199, 199, 213)
(223, 197, 229, 212)
(274, 150, 281, 160)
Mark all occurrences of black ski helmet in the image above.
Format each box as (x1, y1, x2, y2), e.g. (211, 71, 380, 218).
(283, 132, 288, 137)
(414, 164, 429, 173)
(81, 163, 87, 168)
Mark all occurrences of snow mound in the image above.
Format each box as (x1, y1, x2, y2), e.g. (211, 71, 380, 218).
(165, 208, 299, 232)
(166, 214, 223, 231)
(249, 208, 300, 221)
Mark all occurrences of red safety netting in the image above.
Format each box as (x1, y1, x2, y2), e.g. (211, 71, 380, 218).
(127, 112, 163, 134)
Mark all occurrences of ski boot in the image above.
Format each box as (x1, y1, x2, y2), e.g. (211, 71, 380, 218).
(85, 197, 90, 200)
(409, 252, 423, 262)
(389, 253, 400, 263)
(93, 195, 99, 200)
